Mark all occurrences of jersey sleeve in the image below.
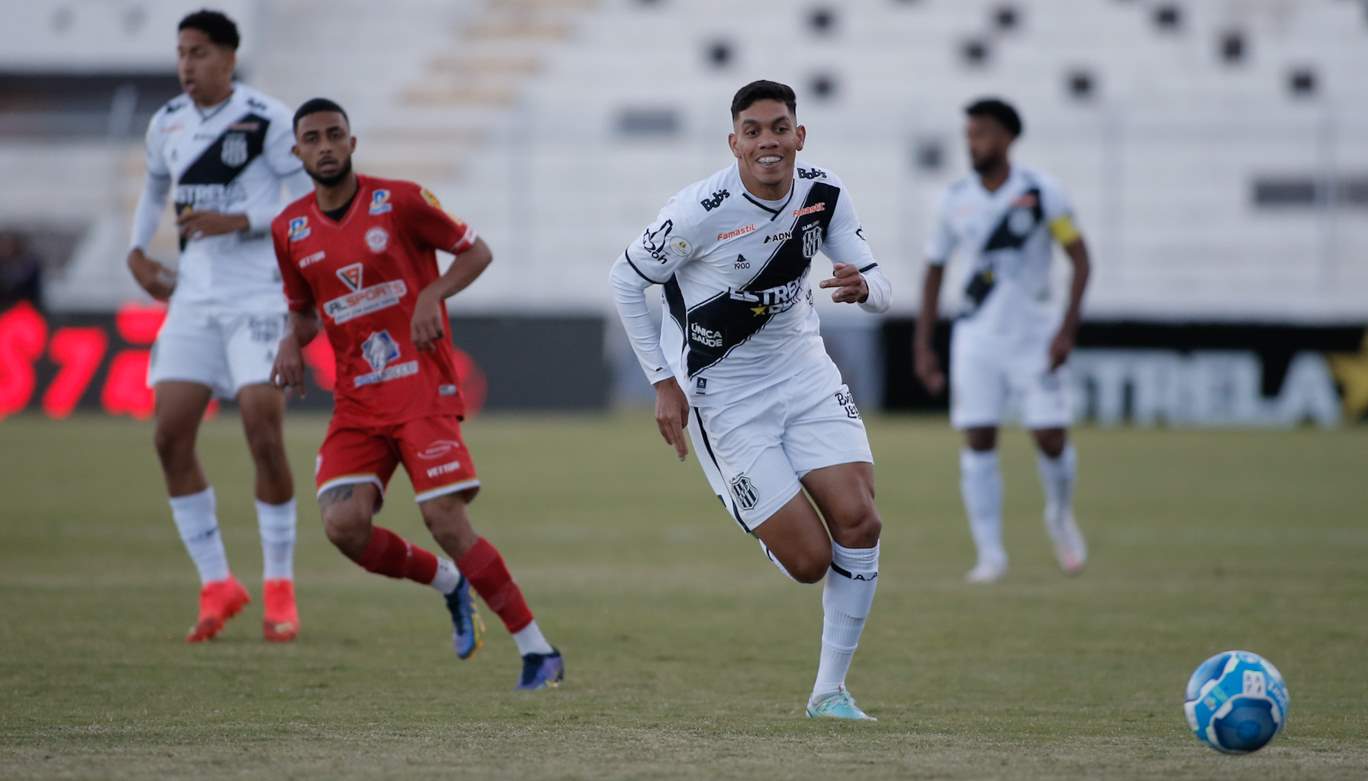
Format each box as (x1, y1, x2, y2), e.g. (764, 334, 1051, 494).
(264, 103, 304, 178)
(822, 185, 877, 272)
(401, 185, 478, 254)
(620, 196, 698, 285)
(1040, 176, 1082, 246)
(271, 218, 314, 312)
(924, 190, 958, 266)
(143, 113, 171, 178)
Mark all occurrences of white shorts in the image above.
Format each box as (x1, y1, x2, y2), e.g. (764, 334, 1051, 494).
(148, 304, 286, 399)
(949, 325, 1072, 430)
(687, 377, 873, 532)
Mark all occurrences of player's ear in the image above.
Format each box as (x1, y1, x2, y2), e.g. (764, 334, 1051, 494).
(727, 131, 740, 160)
(349, 136, 357, 153)
(291, 144, 301, 161)
(795, 124, 806, 152)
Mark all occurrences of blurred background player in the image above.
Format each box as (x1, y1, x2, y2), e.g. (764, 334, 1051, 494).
(914, 98, 1091, 584)
(125, 9, 313, 642)
(270, 98, 563, 690)
(610, 81, 892, 720)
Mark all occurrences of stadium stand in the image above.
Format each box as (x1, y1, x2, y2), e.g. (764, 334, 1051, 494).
(3, 0, 1365, 320)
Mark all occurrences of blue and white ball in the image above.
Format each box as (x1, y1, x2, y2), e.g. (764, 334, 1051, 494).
(1184, 650, 1289, 753)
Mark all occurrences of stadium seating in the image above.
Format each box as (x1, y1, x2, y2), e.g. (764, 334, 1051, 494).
(4, 0, 1365, 320)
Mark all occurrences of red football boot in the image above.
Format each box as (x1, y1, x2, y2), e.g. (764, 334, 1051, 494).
(186, 576, 251, 642)
(262, 579, 299, 642)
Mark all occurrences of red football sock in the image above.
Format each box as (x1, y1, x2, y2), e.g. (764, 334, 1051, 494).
(356, 526, 438, 585)
(457, 537, 533, 633)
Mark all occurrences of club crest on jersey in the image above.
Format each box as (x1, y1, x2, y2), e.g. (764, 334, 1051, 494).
(288, 217, 310, 242)
(369, 189, 393, 215)
(801, 222, 823, 259)
(336, 263, 364, 291)
(729, 474, 758, 511)
(221, 132, 248, 167)
(1008, 207, 1037, 237)
(365, 227, 390, 253)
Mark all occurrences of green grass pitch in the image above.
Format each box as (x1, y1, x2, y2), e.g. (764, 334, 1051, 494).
(1, 413, 1365, 779)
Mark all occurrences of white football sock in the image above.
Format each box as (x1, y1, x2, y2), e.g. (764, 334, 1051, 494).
(255, 498, 296, 581)
(1036, 444, 1077, 526)
(431, 558, 461, 594)
(512, 619, 555, 656)
(169, 487, 230, 584)
(960, 449, 1006, 567)
(810, 541, 879, 703)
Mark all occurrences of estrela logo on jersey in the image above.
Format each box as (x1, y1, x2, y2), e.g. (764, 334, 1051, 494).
(700, 189, 730, 211)
(676, 183, 839, 377)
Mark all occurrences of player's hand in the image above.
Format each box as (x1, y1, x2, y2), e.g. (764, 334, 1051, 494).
(819, 263, 869, 304)
(915, 343, 946, 396)
(411, 287, 447, 352)
(653, 377, 690, 462)
(1048, 326, 1076, 371)
(176, 210, 248, 240)
(126, 248, 176, 302)
(271, 336, 307, 398)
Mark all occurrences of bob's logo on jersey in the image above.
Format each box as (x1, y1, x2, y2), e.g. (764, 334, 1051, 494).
(221, 132, 249, 167)
(689, 322, 724, 349)
(337, 263, 364, 291)
(730, 278, 805, 317)
(792, 202, 826, 218)
(797, 167, 827, 180)
(716, 224, 756, 242)
(729, 474, 758, 511)
(700, 189, 730, 212)
(801, 222, 823, 259)
(369, 189, 393, 215)
(365, 227, 390, 253)
(288, 217, 311, 242)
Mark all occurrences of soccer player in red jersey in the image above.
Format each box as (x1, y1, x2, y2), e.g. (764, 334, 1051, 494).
(269, 98, 563, 689)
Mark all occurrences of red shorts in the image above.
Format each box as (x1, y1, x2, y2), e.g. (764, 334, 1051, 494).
(315, 415, 479, 505)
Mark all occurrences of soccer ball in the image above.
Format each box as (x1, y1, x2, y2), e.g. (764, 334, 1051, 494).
(1184, 650, 1289, 753)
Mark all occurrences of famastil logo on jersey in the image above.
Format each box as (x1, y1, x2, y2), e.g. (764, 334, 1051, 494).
(369, 189, 392, 215)
(355, 330, 418, 388)
(324, 263, 408, 324)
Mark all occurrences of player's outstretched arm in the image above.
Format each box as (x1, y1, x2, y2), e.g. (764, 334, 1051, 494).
(914, 264, 946, 395)
(412, 237, 493, 351)
(1050, 236, 1092, 370)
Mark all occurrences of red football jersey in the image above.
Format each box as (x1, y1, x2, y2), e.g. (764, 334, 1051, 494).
(271, 174, 477, 426)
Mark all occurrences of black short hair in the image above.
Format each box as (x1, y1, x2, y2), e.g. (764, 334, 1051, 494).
(293, 97, 350, 132)
(731, 80, 797, 120)
(965, 97, 1022, 138)
(178, 9, 240, 50)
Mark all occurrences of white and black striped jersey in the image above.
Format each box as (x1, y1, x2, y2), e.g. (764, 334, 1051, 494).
(132, 83, 309, 311)
(925, 166, 1078, 337)
(611, 160, 891, 405)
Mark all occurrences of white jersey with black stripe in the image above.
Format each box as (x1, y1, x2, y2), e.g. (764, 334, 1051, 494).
(140, 83, 304, 310)
(619, 160, 884, 405)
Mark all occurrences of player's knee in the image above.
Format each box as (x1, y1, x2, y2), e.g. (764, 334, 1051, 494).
(419, 494, 477, 553)
(785, 542, 832, 584)
(152, 423, 193, 468)
(833, 503, 882, 549)
(1034, 429, 1067, 458)
(322, 505, 371, 556)
(244, 426, 287, 469)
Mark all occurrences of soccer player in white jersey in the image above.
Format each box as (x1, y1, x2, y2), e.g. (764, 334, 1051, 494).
(125, 10, 313, 641)
(610, 80, 893, 720)
(914, 98, 1092, 584)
